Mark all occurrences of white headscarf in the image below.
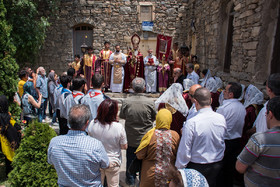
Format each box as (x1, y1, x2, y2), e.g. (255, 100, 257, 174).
(183, 79, 195, 91)
(214, 76, 223, 90)
(244, 84, 264, 108)
(205, 77, 218, 93)
(155, 83, 189, 117)
(238, 84, 245, 101)
(200, 69, 211, 87)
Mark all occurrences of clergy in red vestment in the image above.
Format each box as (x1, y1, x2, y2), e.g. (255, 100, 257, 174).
(77, 46, 97, 90)
(168, 42, 179, 85)
(124, 34, 144, 92)
(155, 83, 188, 136)
(157, 54, 170, 93)
(99, 41, 112, 91)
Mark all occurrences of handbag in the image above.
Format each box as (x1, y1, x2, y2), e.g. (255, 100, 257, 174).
(128, 157, 142, 175)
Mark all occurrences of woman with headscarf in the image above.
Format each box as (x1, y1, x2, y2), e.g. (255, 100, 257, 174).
(182, 79, 195, 109)
(22, 81, 42, 124)
(205, 77, 220, 111)
(0, 95, 21, 176)
(136, 109, 180, 187)
(47, 72, 58, 124)
(200, 69, 211, 87)
(155, 83, 189, 136)
(168, 164, 209, 187)
(241, 84, 264, 148)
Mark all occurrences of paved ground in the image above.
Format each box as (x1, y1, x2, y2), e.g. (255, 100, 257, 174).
(49, 93, 160, 187)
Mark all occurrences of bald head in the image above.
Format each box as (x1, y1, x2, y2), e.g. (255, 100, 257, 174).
(189, 84, 202, 103)
(189, 84, 202, 95)
(194, 87, 211, 107)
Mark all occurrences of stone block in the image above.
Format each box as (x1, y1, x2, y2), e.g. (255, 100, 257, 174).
(81, 9, 90, 15)
(120, 6, 131, 14)
(251, 26, 260, 37)
(234, 3, 242, 11)
(239, 10, 254, 19)
(243, 41, 258, 50)
(248, 50, 256, 56)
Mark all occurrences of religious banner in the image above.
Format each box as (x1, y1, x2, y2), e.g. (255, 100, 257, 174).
(156, 34, 172, 61)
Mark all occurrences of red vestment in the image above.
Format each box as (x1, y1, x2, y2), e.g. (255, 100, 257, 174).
(124, 51, 144, 92)
(182, 92, 193, 109)
(211, 92, 221, 111)
(99, 49, 112, 89)
(158, 103, 186, 137)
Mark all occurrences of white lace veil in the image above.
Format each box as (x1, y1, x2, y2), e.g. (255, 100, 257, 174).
(200, 69, 211, 87)
(214, 76, 223, 90)
(238, 84, 245, 101)
(205, 77, 218, 93)
(244, 84, 264, 108)
(183, 79, 195, 91)
(155, 83, 189, 117)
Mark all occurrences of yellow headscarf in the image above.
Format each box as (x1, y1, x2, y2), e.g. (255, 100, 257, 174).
(135, 109, 172, 153)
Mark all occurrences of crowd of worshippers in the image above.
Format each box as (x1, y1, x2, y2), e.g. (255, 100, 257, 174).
(9, 58, 280, 187)
(67, 41, 201, 94)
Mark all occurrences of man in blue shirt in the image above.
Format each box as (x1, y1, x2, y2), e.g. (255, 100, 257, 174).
(36, 67, 48, 122)
(48, 104, 109, 186)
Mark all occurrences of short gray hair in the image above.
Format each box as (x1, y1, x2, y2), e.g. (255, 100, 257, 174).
(194, 87, 211, 107)
(68, 104, 91, 130)
(132, 77, 145, 93)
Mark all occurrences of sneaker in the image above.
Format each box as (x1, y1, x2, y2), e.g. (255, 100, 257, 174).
(125, 178, 135, 186)
(52, 122, 59, 126)
(42, 119, 46, 123)
(45, 117, 52, 122)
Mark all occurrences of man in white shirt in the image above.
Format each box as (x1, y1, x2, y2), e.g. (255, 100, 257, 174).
(81, 74, 105, 122)
(176, 87, 226, 187)
(186, 63, 199, 84)
(254, 73, 280, 133)
(216, 82, 246, 187)
(186, 84, 202, 121)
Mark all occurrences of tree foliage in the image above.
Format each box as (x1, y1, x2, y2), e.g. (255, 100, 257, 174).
(3, 0, 53, 65)
(1, 0, 58, 116)
(0, 0, 20, 117)
(8, 121, 58, 186)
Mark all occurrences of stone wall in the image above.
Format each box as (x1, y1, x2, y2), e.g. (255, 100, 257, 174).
(36, 0, 280, 89)
(36, 0, 188, 73)
(184, 0, 279, 88)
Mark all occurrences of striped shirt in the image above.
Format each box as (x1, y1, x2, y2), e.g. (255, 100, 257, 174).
(48, 130, 109, 187)
(237, 126, 280, 187)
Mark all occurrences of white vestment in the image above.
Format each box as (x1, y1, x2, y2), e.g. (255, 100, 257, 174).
(109, 52, 127, 93)
(144, 55, 159, 93)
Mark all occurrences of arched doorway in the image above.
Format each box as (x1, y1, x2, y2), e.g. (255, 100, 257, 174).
(73, 24, 93, 57)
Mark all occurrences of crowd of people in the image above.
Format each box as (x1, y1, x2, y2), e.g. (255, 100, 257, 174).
(0, 41, 280, 187)
(68, 41, 201, 94)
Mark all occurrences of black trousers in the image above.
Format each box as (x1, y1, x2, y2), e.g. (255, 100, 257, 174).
(216, 138, 241, 187)
(57, 109, 69, 135)
(187, 161, 223, 187)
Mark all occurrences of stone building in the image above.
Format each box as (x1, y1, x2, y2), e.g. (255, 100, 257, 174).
(37, 0, 280, 88)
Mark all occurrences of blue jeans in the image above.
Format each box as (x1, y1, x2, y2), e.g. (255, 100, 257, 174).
(52, 111, 57, 123)
(38, 98, 47, 122)
(126, 146, 137, 183)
